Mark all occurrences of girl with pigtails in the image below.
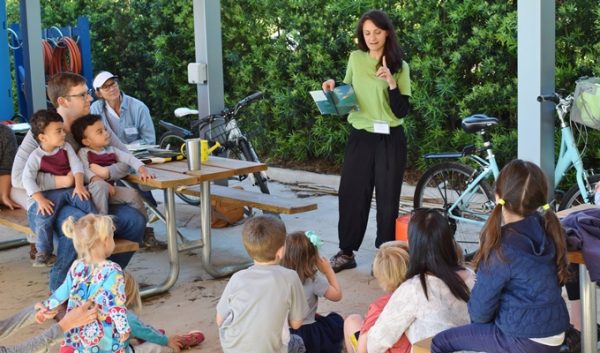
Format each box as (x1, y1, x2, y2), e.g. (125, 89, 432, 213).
(35, 214, 131, 353)
(432, 159, 570, 353)
(282, 231, 344, 353)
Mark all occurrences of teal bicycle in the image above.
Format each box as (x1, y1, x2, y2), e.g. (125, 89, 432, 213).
(413, 91, 599, 247)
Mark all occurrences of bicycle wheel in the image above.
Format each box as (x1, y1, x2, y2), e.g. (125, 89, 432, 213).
(413, 162, 495, 251)
(158, 132, 201, 206)
(558, 174, 600, 210)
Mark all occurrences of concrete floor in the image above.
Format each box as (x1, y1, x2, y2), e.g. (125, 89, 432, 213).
(0, 167, 594, 352)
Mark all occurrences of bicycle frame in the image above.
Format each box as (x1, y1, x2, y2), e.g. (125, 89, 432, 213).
(446, 104, 593, 227)
(555, 123, 592, 203)
(446, 150, 500, 226)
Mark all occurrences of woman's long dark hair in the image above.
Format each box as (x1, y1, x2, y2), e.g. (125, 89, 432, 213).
(356, 10, 405, 74)
(405, 209, 470, 302)
(474, 160, 570, 285)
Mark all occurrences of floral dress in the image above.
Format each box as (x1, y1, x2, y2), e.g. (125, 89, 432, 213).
(42, 259, 131, 353)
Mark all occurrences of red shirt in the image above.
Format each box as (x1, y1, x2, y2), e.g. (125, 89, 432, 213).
(360, 293, 411, 353)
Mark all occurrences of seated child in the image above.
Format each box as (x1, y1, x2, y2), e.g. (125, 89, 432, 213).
(71, 114, 153, 219)
(343, 242, 411, 353)
(281, 231, 344, 353)
(432, 160, 570, 353)
(35, 214, 131, 353)
(367, 208, 475, 353)
(216, 215, 309, 353)
(22, 109, 96, 267)
(122, 271, 205, 353)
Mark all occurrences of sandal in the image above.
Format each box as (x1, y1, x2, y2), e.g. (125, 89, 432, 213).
(179, 330, 205, 349)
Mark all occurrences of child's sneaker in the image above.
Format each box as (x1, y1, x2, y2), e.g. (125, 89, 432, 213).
(179, 331, 205, 349)
(33, 252, 56, 267)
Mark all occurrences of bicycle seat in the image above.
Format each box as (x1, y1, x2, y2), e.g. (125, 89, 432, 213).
(461, 114, 499, 133)
(174, 107, 199, 118)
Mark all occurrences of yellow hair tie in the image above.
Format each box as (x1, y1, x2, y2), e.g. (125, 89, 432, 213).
(542, 203, 551, 211)
(497, 198, 505, 206)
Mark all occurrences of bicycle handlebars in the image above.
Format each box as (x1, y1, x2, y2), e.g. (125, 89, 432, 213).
(537, 93, 560, 104)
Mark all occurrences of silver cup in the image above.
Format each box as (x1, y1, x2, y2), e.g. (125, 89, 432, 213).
(185, 138, 202, 171)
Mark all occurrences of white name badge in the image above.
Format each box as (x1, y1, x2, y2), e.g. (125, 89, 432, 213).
(373, 121, 390, 134)
(124, 127, 139, 135)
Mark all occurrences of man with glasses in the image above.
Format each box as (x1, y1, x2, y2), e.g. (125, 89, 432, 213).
(11, 72, 145, 291)
(90, 71, 156, 145)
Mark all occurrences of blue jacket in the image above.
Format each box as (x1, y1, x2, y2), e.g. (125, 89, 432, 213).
(91, 93, 156, 145)
(468, 214, 569, 338)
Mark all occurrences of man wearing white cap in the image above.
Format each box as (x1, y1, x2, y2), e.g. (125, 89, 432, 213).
(90, 71, 156, 145)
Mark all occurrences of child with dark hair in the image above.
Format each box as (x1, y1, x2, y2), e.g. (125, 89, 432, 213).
(367, 209, 474, 353)
(216, 216, 308, 353)
(23, 109, 95, 267)
(432, 159, 570, 353)
(281, 231, 344, 353)
(71, 114, 152, 218)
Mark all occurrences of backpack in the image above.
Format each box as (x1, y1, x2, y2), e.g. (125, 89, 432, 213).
(571, 77, 600, 129)
(211, 186, 246, 228)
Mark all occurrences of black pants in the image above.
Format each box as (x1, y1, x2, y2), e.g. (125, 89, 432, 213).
(338, 126, 407, 252)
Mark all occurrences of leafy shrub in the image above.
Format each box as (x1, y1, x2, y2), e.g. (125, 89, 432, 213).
(6, 0, 600, 174)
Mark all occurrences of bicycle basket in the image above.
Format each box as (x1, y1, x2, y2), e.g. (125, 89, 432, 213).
(571, 77, 600, 129)
(198, 116, 228, 144)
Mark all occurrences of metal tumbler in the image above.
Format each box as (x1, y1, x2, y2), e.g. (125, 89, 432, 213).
(184, 138, 202, 171)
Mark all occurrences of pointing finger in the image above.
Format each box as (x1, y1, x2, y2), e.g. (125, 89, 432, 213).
(383, 56, 387, 68)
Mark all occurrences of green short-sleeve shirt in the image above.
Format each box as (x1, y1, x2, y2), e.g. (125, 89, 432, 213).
(343, 50, 411, 132)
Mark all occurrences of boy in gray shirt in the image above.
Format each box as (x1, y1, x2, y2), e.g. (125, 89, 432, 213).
(216, 216, 308, 353)
(23, 110, 96, 267)
(71, 114, 152, 219)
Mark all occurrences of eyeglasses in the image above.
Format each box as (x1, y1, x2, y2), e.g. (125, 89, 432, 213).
(64, 89, 93, 100)
(100, 79, 118, 90)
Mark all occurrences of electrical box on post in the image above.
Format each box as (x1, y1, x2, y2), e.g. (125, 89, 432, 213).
(188, 62, 207, 84)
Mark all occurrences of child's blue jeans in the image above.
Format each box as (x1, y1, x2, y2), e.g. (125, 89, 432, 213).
(28, 188, 97, 254)
(431, 323, 561, 353)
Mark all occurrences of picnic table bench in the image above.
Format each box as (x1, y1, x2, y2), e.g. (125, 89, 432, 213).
(177, 184, 318, 214)
(0, 207, 139, 254)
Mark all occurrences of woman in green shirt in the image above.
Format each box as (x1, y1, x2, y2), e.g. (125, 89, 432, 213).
(323, 9, 411, 273)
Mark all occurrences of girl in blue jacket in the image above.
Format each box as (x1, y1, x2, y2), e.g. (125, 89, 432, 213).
(431, 159, 570, 353)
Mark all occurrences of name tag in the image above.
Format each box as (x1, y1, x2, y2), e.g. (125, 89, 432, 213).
(373, 121, 390, 134)
(124, 127, 138, 136)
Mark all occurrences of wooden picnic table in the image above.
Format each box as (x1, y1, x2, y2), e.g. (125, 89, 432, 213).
(126, 156, 267, 297)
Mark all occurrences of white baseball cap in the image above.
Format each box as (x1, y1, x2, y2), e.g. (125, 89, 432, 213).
(93, 71, 118, 91)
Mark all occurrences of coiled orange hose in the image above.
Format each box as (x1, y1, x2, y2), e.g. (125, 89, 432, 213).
(45, 36, 82, 76)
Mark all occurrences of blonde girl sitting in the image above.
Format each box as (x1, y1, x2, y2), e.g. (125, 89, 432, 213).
(35, 214, 131, 353)
(281, 231, 344, 353)
(343, 242, 411, 353)
(123, 271, 205, 353)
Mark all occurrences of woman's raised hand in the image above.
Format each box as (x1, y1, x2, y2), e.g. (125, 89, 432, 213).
(322, 79, 336, 92)
(376, 56, 397, 89)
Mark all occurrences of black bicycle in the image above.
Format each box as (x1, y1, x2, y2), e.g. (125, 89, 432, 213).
(158, 92, 270, 205)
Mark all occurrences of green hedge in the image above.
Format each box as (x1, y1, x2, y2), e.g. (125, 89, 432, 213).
(7, 0, 600, 173)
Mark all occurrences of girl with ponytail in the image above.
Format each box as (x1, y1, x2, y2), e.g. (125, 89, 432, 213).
(432, 159, 570, 353)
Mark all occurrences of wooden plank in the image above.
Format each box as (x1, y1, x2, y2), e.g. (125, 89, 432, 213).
(114, 239, 140, 253)
(149, 158, 267, 183)
(126, 167, 201, 188)
(556, 205, 597, 266)
(556, 204, 597, 219)
(179, 185, 318, 214)
(568, 250, 585, 265)
(0, 208, 138, 254)
(0, 207, 32, 235)
(412, 337, 432, 353)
